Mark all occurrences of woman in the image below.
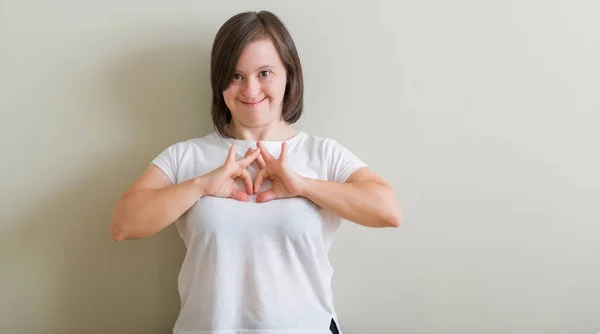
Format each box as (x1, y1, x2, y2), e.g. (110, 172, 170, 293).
(110, 10, 401, 334)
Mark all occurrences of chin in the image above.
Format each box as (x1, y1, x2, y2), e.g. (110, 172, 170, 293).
(236, 109, 279, 126)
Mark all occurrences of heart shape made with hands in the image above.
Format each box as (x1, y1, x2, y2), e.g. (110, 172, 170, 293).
(232, 141, 306, 203)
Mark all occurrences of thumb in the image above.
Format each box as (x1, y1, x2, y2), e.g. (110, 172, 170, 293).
(228, 188, 249, 202)
(254, 168, 268, 194)
(256, 189, 278, 203)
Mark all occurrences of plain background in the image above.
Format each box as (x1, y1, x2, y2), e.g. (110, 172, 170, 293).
(1, 0, 598, 333)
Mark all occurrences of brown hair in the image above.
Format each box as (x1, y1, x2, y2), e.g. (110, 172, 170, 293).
(210, 10, 304, 138)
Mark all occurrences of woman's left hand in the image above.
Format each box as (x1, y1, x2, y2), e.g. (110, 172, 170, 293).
(253, 141, 306, 203)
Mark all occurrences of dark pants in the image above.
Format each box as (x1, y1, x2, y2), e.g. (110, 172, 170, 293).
(330, 318, 339, 334)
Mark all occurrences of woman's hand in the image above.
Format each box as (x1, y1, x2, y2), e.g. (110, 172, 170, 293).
(202, 144, 261, 201)
(253, 141, 306, 203)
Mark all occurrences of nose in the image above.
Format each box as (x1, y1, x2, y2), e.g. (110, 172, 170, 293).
(241, 77, 261, 100)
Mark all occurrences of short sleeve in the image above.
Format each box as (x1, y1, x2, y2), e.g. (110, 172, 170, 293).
(326, 139, 369, 183)
(150, 141, 188, 185)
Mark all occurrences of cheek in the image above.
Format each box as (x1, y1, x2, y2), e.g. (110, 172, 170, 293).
(265, 78, 287, 100)
(222, 86, 234, 100)
(222, 87, 237, 107)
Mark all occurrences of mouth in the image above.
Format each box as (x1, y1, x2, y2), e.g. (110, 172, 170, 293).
(240, 97, 266, 107)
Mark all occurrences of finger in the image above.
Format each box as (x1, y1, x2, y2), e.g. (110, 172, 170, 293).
(229, 188, 249, 202)
(256, 153, 266, 169)
(240, 168, 253, 195)
(256, 189, 278, 203)
(257, 141, 274, 162)
(254, 168, 267, 194)
(226, 144, 237, 163)
(243, 148, 256, 167)
(279, 141, 288, 164)
(243, 147, 253, 159)
(238, 148, 261, 168)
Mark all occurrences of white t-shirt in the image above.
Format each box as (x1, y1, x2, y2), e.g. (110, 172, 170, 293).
(150, 130, 367, 334)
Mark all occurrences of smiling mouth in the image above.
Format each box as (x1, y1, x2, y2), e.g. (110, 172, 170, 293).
(241, 97, 266, 107)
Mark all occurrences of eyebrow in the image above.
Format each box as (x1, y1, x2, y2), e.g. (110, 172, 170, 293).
(234, 65, 276, 74)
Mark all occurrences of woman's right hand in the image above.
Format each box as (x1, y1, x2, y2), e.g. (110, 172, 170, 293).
(201, 144, 261, 201)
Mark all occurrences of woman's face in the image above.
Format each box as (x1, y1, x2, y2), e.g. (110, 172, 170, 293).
(223, 38, 288, 129)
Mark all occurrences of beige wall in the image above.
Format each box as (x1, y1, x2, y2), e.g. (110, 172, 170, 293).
(1, 0, 599, 333)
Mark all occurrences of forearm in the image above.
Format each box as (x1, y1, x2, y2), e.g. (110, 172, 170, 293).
(301, 178, 401, 228)
(110, 176, 206, 240)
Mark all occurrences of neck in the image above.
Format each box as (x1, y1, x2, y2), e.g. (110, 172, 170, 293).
(226, 119, 297, 141)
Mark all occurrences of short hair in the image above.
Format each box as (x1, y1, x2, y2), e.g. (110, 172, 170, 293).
(210, 10, 304, 138)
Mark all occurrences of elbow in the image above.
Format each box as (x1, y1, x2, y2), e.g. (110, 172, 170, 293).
(381, 185, 402, 228)
(381, 208, 401, 228)
(109, 206, 144, 241)
(109, 216, 154, 241)
(109, 203, 128, 241)
(386, 213, 401, 228)
(109, 219, 127, 241)
(109, 214, 137, 241)
(110, 230, 125, 241)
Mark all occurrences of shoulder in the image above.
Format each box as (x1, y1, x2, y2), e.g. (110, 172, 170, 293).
(297, 132, 361, 162)
(162, 132, 225, 152)
(153, 132, 228, 165)
(151, 132, 228, 183)
(296, 131, 367, 182)
(295, 131, 348, 152)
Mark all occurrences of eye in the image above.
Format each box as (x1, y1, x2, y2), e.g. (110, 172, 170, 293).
(259, 70, 271, 78)
(232, 73, 242, 81)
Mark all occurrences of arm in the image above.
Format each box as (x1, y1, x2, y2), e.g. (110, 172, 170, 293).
(252, 141, 402, 228)
(109, 146, 261, 241)
(300, 167, 402, 228)
(109, 165, 205, 241)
